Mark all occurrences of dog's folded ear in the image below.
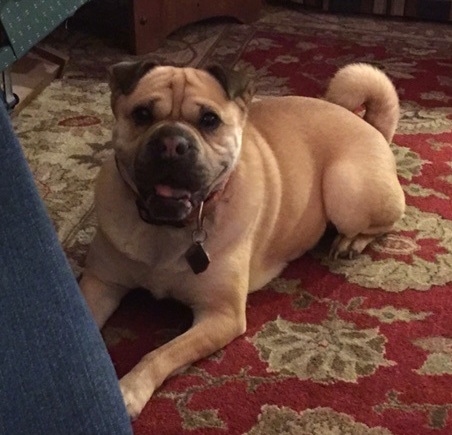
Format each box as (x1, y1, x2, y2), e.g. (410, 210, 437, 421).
(206, 65, 255, 106)
(108, 59, 158, 96)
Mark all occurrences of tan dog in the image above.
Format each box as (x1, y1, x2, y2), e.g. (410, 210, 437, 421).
(80, 62, 405, 418)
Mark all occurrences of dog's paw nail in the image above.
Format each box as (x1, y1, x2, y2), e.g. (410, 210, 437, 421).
(348, 249, 358, 260)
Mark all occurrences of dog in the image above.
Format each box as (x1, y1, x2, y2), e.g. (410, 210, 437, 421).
(80, 61, 405, 418)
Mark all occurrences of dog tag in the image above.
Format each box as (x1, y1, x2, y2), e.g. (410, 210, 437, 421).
(185, 201, 210, 274)
(185, 242, 210, 274)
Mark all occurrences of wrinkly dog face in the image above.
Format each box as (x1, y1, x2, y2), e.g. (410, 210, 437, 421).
(108, 61, 254, 226)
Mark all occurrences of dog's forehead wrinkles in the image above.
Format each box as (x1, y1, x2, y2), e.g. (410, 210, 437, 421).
(135, 67, 193, 121)
(168, 68, 187, 120)
(125, 67, 232, 125)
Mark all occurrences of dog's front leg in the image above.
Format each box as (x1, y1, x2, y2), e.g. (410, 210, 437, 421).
(120, 306, 247, 419)
(80, 273, 130, 329)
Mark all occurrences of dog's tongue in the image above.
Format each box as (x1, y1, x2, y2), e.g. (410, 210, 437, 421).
(155, 184, 191, 200)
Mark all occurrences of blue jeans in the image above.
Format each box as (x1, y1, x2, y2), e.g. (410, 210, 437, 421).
(0, 103, 132, 434)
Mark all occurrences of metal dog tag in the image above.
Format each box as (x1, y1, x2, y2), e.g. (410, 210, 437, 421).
(185, 201, 210, 274)
(185, 241, 210, 274)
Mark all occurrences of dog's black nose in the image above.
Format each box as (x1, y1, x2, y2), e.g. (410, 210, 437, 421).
(149, 125, 193, 160)
(154, 135, 190, 158)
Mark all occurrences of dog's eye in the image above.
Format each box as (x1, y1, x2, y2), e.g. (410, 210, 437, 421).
(131, 106, 152, 125)
(199, 111, 221, 131)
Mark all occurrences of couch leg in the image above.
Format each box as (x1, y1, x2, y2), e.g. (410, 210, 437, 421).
(1, 69, 19, 113)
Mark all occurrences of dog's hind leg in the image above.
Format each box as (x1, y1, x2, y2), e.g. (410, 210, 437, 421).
(323, 158, 405, 260)
(329, 228, 391, 260)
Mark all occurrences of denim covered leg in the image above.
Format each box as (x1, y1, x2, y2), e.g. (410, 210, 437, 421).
(0, 103, 132, 435)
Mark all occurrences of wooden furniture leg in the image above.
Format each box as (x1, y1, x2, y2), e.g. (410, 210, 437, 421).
(130, 0, 262, 55)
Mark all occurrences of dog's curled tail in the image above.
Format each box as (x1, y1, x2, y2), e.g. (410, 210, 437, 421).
(325, 63, 399, 143)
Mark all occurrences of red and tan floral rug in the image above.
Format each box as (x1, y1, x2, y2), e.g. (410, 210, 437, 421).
(12, 4, 452, 434)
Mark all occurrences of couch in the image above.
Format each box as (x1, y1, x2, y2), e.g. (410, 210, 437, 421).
(0, 0, 88, 109)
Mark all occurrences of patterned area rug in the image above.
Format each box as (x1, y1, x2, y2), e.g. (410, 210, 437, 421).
(12, 5, 452, 434)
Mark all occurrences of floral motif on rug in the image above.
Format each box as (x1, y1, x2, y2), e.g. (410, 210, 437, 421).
(12, 5, 452, 435)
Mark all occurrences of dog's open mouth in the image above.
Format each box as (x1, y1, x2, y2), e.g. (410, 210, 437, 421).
(154, 184, 192, 203)
(136, 183, 200, 226)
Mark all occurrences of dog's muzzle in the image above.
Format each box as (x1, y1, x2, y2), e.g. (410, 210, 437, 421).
(133, 124, 209, 225)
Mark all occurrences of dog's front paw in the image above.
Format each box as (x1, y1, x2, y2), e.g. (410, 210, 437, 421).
(119, 371, 155, 420)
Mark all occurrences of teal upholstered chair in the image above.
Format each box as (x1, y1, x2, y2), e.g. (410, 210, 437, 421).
(0, 0, 88, 109)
